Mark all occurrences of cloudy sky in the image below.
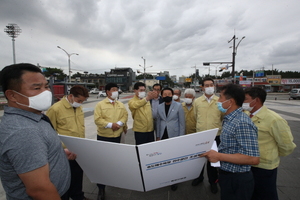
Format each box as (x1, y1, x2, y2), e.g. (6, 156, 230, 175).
(1, 0, 300, 79)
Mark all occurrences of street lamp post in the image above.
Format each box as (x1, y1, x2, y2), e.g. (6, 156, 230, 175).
(140, 57, 153, 84)
(141, 57, 146, 83)
(228, 35, 245, 84)
(4, 23, 22, 64)
(57, 46, 79, 82)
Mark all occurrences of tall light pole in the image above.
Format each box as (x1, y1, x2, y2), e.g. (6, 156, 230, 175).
(139, 64, 153, 84)
(228, 35, 245, 84)
(4, 23, 22, 64)
(57, 46, 79, 82)
(141, 57, 146, 83)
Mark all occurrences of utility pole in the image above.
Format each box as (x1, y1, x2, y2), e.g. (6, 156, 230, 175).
(228, 35, 245, 84)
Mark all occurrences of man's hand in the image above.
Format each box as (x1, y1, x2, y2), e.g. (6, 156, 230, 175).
(64, 148, 77, 160)
(112, 123, 120, 131)
(146, 91, 156, 101)
(200, 150, 220, 163)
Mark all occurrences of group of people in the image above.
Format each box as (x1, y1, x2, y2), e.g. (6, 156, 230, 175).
(0, 63, 296, 200)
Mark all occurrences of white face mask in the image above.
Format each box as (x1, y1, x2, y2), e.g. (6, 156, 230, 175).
(71, 96, 82, 108)
(138, 91, 146, 99)
(110, 91, 119, 100)
(14, 90, 52, 111)
(205, 87, 215, 95)
(173, 95, 179, 100)
(242, 99, 256, 112)
(184, 98, 193, 105)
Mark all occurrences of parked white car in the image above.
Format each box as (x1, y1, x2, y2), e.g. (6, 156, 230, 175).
(97, 91, 107, 97)
(89, 88, 99, 94)
(290, 88, 300, 100)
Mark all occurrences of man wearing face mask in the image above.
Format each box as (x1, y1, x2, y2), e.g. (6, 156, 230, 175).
(94, 83, 128, 200)
(150, 84, 164, 137)
(192, 77, 223, 193)
(47, 85, 90, 200)
(243, 87, 296, 200)
(181, 88, 196, 135)
(201, 83, 260, 200)
(173, 89, 182, 102)
(129, 82, 156, 145)
(0, 63, 70, 199)
(156, 87, 185, 191)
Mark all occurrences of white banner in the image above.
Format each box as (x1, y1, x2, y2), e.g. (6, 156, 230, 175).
(59, 128, 218, 192)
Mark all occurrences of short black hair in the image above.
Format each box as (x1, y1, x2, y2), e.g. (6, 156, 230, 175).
(220, 83, 245, 107)
(0, 63, 42, 95)
(161, 87, 174, 96)
(70, 85, 89, 98)
(105, 83, 118, 91)
(134, 82, 146, 90)
(244, 87, 266, 104)
(202, 77, 214, 87)
(152, 83, 162, 90)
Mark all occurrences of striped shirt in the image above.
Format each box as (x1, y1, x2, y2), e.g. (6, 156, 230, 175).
(219, 107, 260, 173)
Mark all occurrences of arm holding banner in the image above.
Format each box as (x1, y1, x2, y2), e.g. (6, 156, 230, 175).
(201, 150, 259, 165)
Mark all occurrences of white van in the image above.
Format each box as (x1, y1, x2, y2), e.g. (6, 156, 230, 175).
(290, 88, 300, 99)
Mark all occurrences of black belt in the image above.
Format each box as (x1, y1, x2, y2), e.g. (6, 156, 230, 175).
(219, 169, 250, 175)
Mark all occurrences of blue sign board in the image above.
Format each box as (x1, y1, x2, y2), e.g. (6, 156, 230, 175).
(255, 71, 264, 77)
(155, 76, 166, 80)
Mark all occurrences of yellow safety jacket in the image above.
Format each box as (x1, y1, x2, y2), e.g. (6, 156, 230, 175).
(128, 95, 153, 132)
(251, 105, 296, 169)
(46, 96, 85, 138)
(182, 102, 197, 134)
(94, 98, 128, 138)
(193, 95, 223, 136)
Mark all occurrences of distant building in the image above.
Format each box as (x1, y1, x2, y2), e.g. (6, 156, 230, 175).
(105, 68, 135, 91)
(158, 71, 170, 77)
(80, 73, 106, 90)
(171, 75, 177, 83)
(179, 76, 186, 84)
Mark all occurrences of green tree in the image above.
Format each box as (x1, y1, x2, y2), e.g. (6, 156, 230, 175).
(136, 73, 154, 80)
(72, 72, 84, 78)
(43, 67, 66, 81)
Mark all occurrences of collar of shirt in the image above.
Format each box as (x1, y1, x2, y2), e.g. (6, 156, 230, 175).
(3, 105, 43, 123)
(251, 106, 262, 117)
(108, 98, 115, 104)
(224, 107, 243, 121)
(62, 96, 74, 109)
(205, 94, 214, 103)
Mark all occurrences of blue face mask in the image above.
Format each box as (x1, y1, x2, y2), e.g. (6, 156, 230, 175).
(217, 99, 230, 113)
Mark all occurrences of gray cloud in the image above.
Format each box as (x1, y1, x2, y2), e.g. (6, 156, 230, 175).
(1, 0, 300, 77)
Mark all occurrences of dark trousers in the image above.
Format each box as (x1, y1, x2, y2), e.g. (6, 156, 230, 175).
(199, 136, 221, 184)
(96, 135, 121, 190)
(219, 170, 254, 200)
(134, 131, 154, 145)
(61, 160, 84, 200)
(251, 167, 278, 200)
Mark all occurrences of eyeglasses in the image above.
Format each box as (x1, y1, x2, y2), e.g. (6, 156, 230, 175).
(153, 89, 161, 91)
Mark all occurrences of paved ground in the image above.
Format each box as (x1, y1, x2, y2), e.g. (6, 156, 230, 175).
(0, 92, 299, 200)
